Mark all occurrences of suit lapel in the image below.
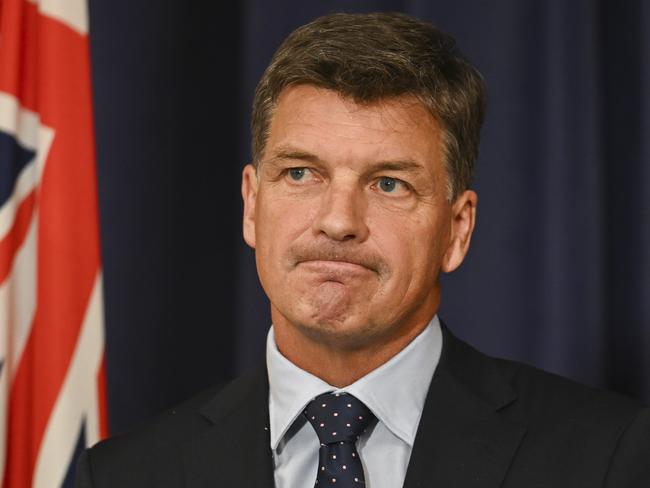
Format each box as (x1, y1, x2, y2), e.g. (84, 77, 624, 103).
(403, 326, 527, 488)
(177, 326, 526, 487)
(180, 364, 275, 488)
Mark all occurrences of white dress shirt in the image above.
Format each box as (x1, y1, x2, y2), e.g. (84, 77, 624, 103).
(266, 315, 442, 488)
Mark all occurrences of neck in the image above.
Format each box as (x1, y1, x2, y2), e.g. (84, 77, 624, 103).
(272, 310, 435, 387)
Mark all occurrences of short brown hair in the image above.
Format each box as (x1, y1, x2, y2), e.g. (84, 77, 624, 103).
(251, 12, 486, 200)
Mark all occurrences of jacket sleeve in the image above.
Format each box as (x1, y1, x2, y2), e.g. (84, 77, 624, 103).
(74, 449, 95, 488)
(604, 407, 650, 487)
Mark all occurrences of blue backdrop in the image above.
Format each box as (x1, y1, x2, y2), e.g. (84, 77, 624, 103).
(89, 0, 650, 436)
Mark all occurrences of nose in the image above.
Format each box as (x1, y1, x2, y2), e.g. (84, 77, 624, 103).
(312, 180, 369, 242)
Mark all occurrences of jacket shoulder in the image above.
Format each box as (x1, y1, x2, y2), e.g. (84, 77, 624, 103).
(78, 385, 219, 487)
(78, 365, 266, 488)
(492, 354, 645, 422)
(441, 325, 645, 422)
(492, 356, 650, 486)
(439, 328, 650, 485)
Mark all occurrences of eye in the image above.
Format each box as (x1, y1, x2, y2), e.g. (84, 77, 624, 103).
(288, 167, 309, 181)
(378, 177, 397, 192)
(376, 176, 407, 194)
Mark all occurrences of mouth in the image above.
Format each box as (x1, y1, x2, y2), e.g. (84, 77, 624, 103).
(290, 245, 384, 276)
(297, 259, 373, 278)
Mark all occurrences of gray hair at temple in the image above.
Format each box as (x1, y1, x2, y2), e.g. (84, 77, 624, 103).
(250, 12, 487, 201)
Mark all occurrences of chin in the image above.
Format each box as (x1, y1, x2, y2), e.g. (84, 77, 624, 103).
(295, 312, 382, 351)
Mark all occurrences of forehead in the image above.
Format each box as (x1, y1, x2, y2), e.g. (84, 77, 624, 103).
(264, 85, 443, 173)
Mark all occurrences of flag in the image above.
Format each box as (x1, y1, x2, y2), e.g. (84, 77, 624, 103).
(0, 0, 109, 486)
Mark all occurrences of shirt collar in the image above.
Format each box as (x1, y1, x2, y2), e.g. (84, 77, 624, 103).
(266, 315, 442, 449)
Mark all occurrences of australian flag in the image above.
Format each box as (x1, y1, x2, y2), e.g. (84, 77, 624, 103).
(0, 0, 109, 486)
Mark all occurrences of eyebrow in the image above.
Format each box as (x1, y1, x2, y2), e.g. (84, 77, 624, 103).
(265, 147, 323, 165)
(265, 146, 427, 175)
(369, 159, 424, 174)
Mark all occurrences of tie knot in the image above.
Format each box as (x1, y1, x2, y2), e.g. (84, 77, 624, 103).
(303, 392, 375, 445)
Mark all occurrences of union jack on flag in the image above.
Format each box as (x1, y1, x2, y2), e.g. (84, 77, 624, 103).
(0, 0, 109, 486)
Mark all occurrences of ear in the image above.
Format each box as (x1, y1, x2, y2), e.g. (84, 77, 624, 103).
(241, 164, 258, 248)
(441, 190, 477, 273)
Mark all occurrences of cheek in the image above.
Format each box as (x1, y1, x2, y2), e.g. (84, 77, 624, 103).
(255, 193, 316, 260)
(368, 212, 418, 269)
(368, 211, 442, 281)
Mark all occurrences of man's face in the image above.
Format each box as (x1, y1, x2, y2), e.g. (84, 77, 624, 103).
(242, 85, 476, 351)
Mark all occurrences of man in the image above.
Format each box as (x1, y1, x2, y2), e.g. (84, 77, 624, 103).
(76, 12, 650, 488)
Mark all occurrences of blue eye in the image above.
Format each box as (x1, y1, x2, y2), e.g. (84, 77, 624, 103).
(288, 168, 306, 181)
(378, 177, 398, 192)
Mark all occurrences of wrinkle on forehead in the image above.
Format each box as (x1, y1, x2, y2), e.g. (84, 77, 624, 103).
(278, 86, 435, 137)
(264, 85, 443, 178)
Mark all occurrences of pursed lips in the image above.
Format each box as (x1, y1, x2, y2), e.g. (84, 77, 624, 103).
(296, 259, 374, 275)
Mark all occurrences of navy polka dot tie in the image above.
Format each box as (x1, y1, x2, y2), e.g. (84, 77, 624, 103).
(304, 392, 376, 486)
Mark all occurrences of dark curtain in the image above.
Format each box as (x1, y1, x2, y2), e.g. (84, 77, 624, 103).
(89, 0, 650, 436)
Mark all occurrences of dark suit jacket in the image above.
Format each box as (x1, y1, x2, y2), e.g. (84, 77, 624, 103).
(76, 326, 650, 487)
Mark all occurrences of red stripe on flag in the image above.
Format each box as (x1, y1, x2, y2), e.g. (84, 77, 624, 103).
(97, 355, 110, 439)
(2, 3, 105, 486)
(0, 190, 36, 285)
(0, 0, 39, 111)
